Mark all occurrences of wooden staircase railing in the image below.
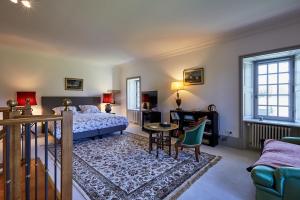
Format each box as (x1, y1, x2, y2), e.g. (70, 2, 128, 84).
(0, 101, 73, 200)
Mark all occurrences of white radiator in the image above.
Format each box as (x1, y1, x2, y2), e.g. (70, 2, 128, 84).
(127, 110, 140, 124)
(250, 123, 291, 149)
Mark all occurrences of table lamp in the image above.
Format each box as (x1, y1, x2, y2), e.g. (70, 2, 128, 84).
(17, 91, 37, 115)
(103, 93, 114, 113)
(171, 81, 184, 110)
(142, 94, 150, 110)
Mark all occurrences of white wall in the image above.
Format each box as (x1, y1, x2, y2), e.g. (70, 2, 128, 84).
(0, 45, 114, 115)
(117, 21, 300, 138)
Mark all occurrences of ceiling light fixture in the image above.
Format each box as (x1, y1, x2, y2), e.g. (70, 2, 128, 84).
(21, 0, 31, 8)
(10, 0, 18, 3)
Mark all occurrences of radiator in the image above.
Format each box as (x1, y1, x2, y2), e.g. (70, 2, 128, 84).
(250, 123, 291, 149)
(127, 110, 140, 124)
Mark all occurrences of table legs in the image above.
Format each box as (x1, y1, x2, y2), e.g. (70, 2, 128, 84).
(168, 135, 171, 156)
(153, 131, 172, 158)
(149, 132, 153, 153)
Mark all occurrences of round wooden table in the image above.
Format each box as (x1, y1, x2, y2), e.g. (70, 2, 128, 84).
(143, 123, 178, 158)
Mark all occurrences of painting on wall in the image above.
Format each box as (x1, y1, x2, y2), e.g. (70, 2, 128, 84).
(183, 67, 204, 85)
(65, 78, 83, 91)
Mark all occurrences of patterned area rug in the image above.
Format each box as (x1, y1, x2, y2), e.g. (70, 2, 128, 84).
(49, 133, 221, 200)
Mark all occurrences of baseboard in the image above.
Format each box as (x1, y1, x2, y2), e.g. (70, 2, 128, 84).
(219, 136, 245, 149)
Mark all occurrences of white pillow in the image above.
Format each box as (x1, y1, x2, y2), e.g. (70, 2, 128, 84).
(52, 106, 77, 115)
(79, 105, 100, 113)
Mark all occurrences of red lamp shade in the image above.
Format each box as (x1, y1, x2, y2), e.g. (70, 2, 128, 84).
(102, 93, 114, 104)
(142, 94, 150, 103)
(17, 92, 37, 106)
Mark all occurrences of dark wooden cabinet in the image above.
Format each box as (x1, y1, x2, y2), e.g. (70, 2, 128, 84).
(142, 111, 161, 131)
(170, 110, 219, 147)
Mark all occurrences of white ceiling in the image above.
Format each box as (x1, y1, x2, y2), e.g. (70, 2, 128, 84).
(1, 0, 300, 65)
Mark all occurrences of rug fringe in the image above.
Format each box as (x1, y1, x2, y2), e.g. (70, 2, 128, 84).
(164, 156, 222, 200)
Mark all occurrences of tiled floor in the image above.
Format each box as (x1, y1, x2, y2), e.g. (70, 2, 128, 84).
(1, 124, 259, 200)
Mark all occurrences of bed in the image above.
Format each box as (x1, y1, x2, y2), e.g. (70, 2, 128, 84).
(41, 96, 128, 140)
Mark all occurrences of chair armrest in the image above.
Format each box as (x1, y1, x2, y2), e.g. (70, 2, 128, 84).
(281, 137, 300, 145)
(274, 167, 300, 195)
(251, 166, 275, 188)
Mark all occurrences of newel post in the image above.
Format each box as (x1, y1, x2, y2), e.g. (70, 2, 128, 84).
(4, 100, 21, 200)
(61, 111, 73, 200)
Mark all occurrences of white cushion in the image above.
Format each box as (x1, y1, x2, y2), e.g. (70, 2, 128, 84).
(52, 106, 77, 115)
(79, 105, 100, 113)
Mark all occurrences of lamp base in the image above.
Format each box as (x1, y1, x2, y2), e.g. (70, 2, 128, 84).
(105, 104, 112, 113)
(142, 102, 148, 110)
(176, 98, 182, 110)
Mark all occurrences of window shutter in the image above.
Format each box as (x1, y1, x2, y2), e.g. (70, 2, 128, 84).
(295, 55, 300, 122)
(243, 61, 254, 118)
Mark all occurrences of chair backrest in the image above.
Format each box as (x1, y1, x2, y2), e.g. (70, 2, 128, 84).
(182, 120, 206, 146)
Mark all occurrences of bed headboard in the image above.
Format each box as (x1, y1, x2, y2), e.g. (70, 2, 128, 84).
(41, 96, 101, 114)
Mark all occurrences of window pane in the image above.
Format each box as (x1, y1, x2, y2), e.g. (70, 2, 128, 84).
(258, 75, 267, 84)
(268, 106, 277, 116)
(258, 106, 267, 115)
(278, 84, 289, 95)
(258, 96, 267, 105)
(268, 74, 277, 84)
(268, 63, 277, 73)
(268, 96, 277, 106)
(268, 85, 277, 95)
(278, 96, 289, 106)
(278, 107, 289, 117)
(258, 85, 267, 95)
(255, 58, 292, 120)
(279, 62, 289, 73)
(278, 73, 289, 83)
(258, 64, 267, 74)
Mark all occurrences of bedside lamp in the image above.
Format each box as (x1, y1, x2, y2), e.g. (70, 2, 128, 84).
(171, 81, 184, 110)
(17, 91, 37, 115)
(142, 94, 150, 110)
(103, 93, 114, 113)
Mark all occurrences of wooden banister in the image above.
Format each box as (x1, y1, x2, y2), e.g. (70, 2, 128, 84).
(61, 111, 73, 200)
(0, 107, 25, 112)
(0, 116, 63, 126)
(1, 101, 74, 200)
(10, 124, 21, 200)
(13, 114, 59, 119)
(4, 111, 22, 200)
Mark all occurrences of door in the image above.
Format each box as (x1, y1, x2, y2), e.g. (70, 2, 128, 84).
(126, 77, 141, 124)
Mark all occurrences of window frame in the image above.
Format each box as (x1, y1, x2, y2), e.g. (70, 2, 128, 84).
(135, 79, 141, 109)
(253, 56, 295, 121)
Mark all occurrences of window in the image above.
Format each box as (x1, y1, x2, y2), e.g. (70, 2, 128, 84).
(254, 57, 294, 121)
(127, 77, 141, 110)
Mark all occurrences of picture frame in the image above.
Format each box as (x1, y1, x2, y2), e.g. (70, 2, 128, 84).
(65, 78, 84, 91)
(183, 67, 205, 85)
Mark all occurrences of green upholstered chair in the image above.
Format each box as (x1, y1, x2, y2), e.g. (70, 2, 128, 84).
(174, 120, 206, 162)
(251, 137, 300, 200)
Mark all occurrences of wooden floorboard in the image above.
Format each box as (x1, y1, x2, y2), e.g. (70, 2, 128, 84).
(0, 159, 59, 200)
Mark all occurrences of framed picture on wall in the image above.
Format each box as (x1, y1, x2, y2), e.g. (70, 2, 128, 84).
(65, 78, 84, 91)
(183, 67, 204, 85)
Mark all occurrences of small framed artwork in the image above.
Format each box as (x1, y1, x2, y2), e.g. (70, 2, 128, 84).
(65, 78, 84, 91)
(183, 67, 204, 85)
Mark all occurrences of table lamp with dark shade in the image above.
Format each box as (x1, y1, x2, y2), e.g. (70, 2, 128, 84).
(171, 81, 184, 110)
(17, 91, 37, 115)
(103, 93, 114, 113)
